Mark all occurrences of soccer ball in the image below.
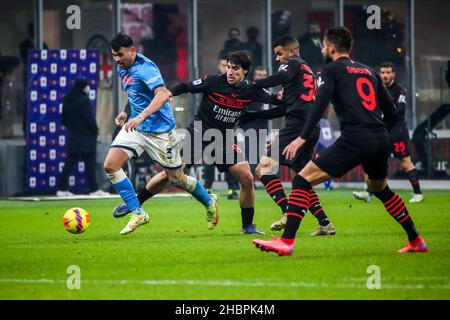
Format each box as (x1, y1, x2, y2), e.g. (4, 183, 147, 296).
(62, 207, 90, 234)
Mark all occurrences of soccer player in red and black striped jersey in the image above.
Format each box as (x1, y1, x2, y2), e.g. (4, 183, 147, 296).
(253, 27, 427, 256)
(121, 51, 284, 234)
(203, 53, 240, 200)
(353, 62, 424, 203)
(240, 35, 335, 236)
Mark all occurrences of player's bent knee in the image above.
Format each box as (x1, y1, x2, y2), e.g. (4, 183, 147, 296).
(299, 161, 329, 186)
(258, 156, 272, 168)
(172, 180, 185, 189)
(239, 172, 254, 189)
(254, 164, 263, 178)
(104, 149, 130, 174)
(157, 170, 168, 180)
(400, 158, 414, 171)
(167, 175, 183, 188)
(166, 170, 188, 189)
(367, 178, 388, 192)
(103, 160, 117, 174)
(256, 157, 277, 177)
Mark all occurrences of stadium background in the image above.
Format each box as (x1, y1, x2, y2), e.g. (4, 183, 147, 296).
(0, 0, 449, 196)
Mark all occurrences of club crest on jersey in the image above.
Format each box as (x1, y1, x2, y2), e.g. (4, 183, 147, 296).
(398, 95, 406, 103)
(278, 64, 288, 72)
(122, 75, 134, 85)
(317, 76, 324, 87)
(230, 92, 237, 98)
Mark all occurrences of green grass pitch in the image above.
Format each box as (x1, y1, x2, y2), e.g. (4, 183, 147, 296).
(0, 189, 449, 299)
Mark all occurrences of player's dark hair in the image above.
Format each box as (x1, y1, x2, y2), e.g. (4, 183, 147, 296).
(227, 51, 252, 72)
(380, 62, 395, 71)
(110, 32, 134, 51)
(218, 51, 229, 61)
(254, 66, 266, 72)
(272, 35, 299, 49)
(324, 27, 353, 53)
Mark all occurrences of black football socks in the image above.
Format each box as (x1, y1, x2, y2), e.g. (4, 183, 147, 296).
(406, 168, 422, 195)
(241, 207, 255, 229)
(308, 189, 330, 226)
(137, 187, 154, 205)
(373, 186, 419, 241)
(260, 175, 288, 214)
(282, 175, 311, 240)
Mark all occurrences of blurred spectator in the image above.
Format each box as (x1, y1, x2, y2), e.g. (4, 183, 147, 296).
(169, 10, 189, 82)
(271, 11, 291, 67)
(141, 14, 178, 86)
(19, 22, 48, 130)
(220, 27, 247, 58)
(0, 53, 19, 123)
(19, 22, 49, 70)
(57, 78, 109, 197)
(272, 10, 291, 40)
(298, 22, 324, 72)
(245, 26, 263, 67)
(217, 52, 228, 75)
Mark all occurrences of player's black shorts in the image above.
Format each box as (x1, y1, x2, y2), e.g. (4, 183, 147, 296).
(389, 124, 410, 159)
(313, 132, 389, 180)
(180, 124, 245, 173)
(267, 126, 320, 173)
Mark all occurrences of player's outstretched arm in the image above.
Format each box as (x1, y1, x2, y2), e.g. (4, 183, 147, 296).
(283, 78, 332, 161)
(254, 87, 284, 106)
(170, 83, 189, 97)
(395, 90, 406, 117)
(241, 104, 287, 122)
(240, 87, 285, 124)
(171, 75, 216, 97)
(254, 61, 296, 88)
(124, 86, 171, 132)
(282, 79, 332, 161)
(376, 74, 397, 129)
(299, 70, 334, 141)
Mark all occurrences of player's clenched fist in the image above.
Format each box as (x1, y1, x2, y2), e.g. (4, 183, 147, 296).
(124, 114, 145, 132)
(115, 111, 128, 127)
(277, 90, 284, 101)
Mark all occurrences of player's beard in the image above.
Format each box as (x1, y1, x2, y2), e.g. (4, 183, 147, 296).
(383, 77, 393, 86)
(324, 55, 333, 64)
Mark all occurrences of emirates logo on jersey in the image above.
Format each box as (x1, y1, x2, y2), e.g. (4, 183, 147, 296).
(122, 75, 134, 85)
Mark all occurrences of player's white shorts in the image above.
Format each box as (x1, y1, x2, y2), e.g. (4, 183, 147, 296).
(111, 127, 182, 169)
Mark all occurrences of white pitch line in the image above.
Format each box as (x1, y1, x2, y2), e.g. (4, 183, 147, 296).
(344, 276, 450, 281)
(0, 278, 449, 290)
(8, 193, 192, 202)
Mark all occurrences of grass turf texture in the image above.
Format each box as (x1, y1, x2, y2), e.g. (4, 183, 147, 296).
(0, 189, 449, 299)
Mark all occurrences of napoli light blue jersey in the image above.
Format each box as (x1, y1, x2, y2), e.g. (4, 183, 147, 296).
(117, 53, 175, 133)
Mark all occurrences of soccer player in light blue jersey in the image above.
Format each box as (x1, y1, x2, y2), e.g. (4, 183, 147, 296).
(104, 33, 218, 235)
